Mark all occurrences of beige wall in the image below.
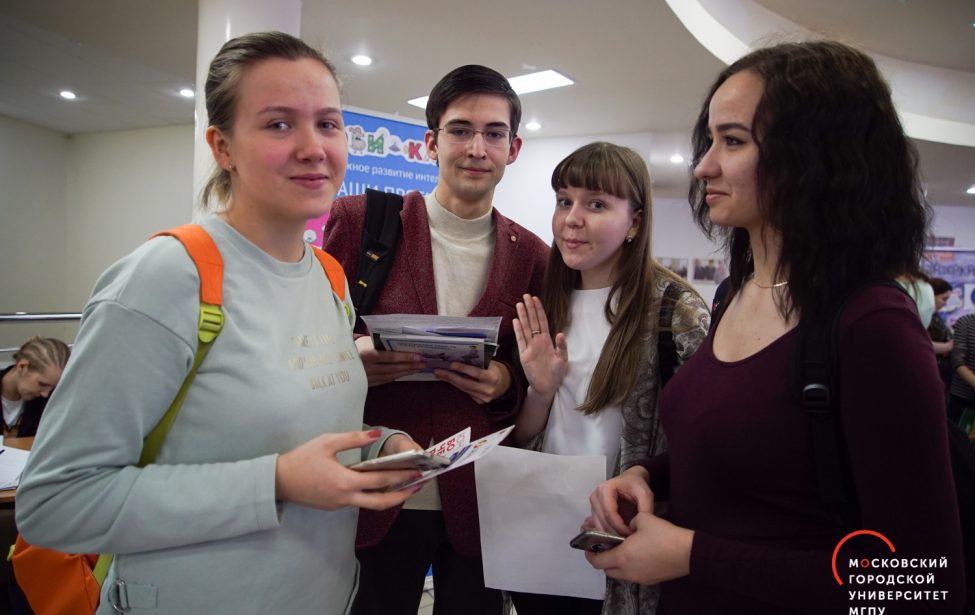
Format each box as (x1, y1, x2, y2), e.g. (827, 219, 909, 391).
(0, 116, 70, 350)
(63, 125, 194, 307)
(1, 119, 192, 351)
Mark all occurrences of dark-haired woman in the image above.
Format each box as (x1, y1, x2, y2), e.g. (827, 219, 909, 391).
(585, 41, 963, 614)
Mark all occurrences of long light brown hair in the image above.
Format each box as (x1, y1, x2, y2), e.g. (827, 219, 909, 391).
(543, 142, 692, 414)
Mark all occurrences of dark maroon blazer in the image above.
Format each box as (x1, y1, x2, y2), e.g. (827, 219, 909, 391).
(323, 191, 550, 556)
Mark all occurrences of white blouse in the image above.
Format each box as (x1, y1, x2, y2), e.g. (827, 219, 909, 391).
(541, 287, 622, 477)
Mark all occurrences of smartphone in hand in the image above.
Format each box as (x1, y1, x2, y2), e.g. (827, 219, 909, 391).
(569, 529, 625, 553)
(347, 450, 451, 472)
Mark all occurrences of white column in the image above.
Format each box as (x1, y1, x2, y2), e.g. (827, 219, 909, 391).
(192, 0, 302, 217)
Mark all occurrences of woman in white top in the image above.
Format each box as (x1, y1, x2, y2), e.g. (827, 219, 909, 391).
(509, 142, 710, 615)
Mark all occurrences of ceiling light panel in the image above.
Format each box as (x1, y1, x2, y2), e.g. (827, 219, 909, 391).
(407, 69, 573, 109)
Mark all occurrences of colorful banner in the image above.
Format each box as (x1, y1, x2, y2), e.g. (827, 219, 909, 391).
(923, 249, 975, 326)
(303, 108, 438, 247)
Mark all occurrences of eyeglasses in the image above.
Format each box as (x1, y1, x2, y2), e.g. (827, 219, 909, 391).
(434, 125, 512, 148)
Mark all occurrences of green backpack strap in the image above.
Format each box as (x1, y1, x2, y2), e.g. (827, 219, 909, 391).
(93, 224, 225, 586)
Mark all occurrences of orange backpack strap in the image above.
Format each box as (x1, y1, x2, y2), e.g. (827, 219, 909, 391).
(153, 227, 343, 304)
(152, 224, 224, 308)
(152, 225, 224, 345)
(311, 245, 347, 302)
(141, 224, 225, 465)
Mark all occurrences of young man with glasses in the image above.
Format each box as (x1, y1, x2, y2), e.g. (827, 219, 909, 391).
(323, 65, 550, 615)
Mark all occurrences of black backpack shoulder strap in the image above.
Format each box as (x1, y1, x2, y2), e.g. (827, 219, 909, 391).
(792, 306, 855, 524)
(658, 282, 682, 388)
(794, 280, 910, 527)
(350, 189, 404, 319)
(709, 277, 733, 334)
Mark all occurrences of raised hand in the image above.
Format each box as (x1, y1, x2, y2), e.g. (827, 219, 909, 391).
(513, 294, 568, 397)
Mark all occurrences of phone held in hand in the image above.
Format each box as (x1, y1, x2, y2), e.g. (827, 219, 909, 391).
(347, 450, 451, 472)
(569, 529, 625, 553)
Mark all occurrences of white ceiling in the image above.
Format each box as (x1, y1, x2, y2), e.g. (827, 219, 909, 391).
(0, 0, 972, 204)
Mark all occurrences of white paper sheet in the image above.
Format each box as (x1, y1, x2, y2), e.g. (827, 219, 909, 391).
(0, 445, 30, 490)
(475, 446, 607, 599)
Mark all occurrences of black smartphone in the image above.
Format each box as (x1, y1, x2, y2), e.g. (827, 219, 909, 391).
(569, 529, 625, 553)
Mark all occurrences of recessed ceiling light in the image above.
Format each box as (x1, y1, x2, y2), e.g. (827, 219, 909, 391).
(59, 90, 77, 100)
(525, 121, 541, 131)
(967, 185, 975, 195)
(507, 70, 573, 95)
(179, 88, 195, 98)
(408, 69, 574, 109)
(351, 54, 373, 66)
(669, 154, 685, 164)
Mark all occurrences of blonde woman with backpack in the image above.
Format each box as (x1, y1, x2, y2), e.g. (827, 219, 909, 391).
(16, 32, 423, 614)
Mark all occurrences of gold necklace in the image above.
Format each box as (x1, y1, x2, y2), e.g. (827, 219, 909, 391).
(747, 273, 789, 289)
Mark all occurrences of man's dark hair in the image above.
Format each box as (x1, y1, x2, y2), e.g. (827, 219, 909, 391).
(425, 65, 521, 137)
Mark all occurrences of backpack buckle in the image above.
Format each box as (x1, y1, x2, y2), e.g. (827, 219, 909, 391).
(802, 383, 831, 415)
(108, 579, 130, 613)
(197, 303, 224, 344)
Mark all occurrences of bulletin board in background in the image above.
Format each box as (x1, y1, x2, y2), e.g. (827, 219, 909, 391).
(304, 107, 438, 247)
(923, 249, 975, 326)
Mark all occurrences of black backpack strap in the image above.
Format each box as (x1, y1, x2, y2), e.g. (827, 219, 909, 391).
(658, 283, 681, 388)
(792, 311, 854, 523)
(709, 277, 733, 334)
(793, 280, 910, 527)
(350, 189, 404, 320)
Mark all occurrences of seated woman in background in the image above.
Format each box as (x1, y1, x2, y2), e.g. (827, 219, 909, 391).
(510, 142, 709, 615)
(1, 336, 69, 438)
(585, 40, 963, 614)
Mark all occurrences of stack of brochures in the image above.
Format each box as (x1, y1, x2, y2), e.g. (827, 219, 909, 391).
(349, 425, 514, 491)
(361, 314, 502, 381)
